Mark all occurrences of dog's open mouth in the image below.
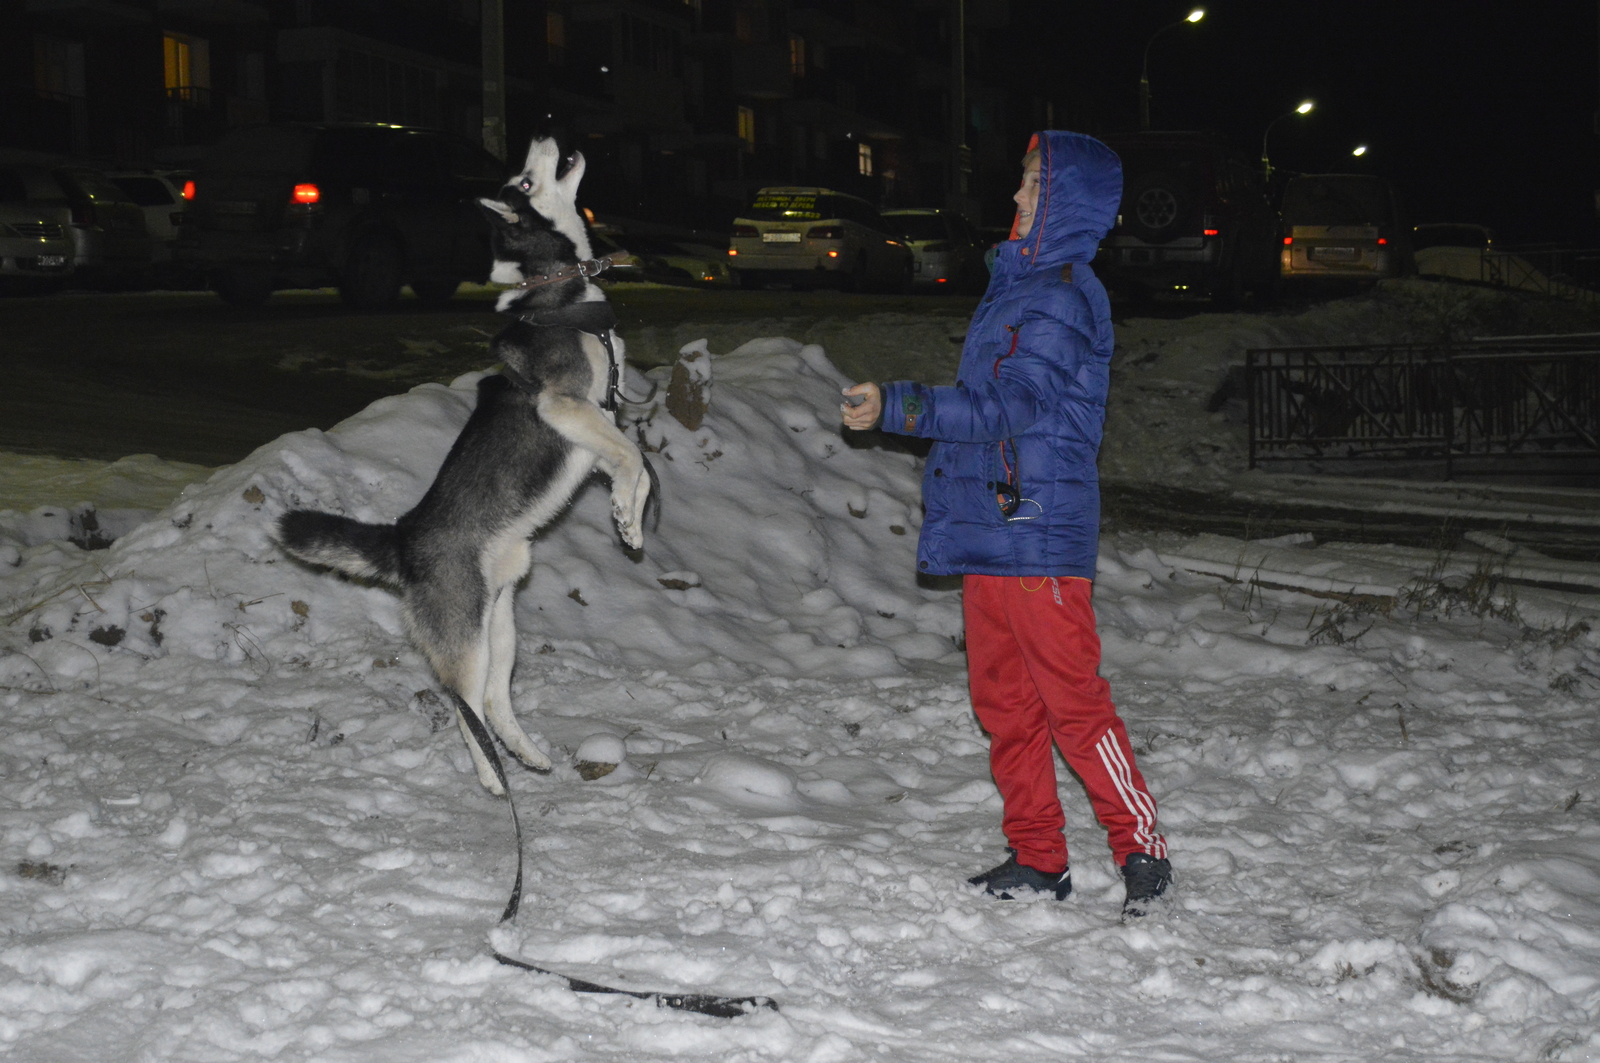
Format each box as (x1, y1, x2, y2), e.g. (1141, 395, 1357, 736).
(556, 150, 581, 181)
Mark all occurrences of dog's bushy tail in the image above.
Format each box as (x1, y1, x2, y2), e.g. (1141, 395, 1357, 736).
(278, 510, 402, 584)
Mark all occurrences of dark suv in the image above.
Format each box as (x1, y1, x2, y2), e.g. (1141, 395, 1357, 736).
(1095, 131, 1280, 303)
(180, 124, 507, 308)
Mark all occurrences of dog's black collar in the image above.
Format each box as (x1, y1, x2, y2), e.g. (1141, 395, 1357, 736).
(499, 301, 622, 411)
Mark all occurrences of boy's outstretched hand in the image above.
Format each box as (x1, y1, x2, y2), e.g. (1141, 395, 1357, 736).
(841, 383, 882, 431)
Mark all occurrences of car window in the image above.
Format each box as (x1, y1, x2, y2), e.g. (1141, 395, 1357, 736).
(383, 133, 445, 188)
(54, 169, 130, 204)
(311, 130, 396, 186)
(207, 125, 315, 174)
(1283, 177, 1394, 227)
(743, 191, 827, 221)
(0, 168, 27, 203)
(109, 176, 176, 207)
(887, 213, 947, 241)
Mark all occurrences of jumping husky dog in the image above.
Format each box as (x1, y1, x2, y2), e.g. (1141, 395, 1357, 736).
(277, 137, 651, 794)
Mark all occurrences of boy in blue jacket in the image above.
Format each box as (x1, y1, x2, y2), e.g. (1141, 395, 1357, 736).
(843, 131, 1171, 917)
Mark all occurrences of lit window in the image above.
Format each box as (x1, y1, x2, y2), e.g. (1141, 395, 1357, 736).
(858, 142, 873, 177)
(737, 105, 755, 151)
(163, 31, 210, 104)
(789, 35, 805, 77)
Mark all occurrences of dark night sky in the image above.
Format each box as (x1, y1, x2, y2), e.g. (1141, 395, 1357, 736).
(1023, 1, 1599, 244)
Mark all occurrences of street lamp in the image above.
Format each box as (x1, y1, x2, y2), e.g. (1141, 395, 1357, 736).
(1139, 7, 1205, 130)
(1261, 99, 1314, 179)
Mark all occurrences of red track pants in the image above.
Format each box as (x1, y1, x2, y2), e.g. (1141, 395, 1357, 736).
(963, 574, 1167, 873)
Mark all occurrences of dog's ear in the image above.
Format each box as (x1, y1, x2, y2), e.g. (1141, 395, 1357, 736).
(477, 196, 521, 227)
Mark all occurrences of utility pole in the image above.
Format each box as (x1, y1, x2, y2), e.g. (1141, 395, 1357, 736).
(482, 0, 506, 161)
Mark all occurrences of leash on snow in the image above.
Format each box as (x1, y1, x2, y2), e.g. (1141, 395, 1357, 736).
(452, 694, 779, 1019)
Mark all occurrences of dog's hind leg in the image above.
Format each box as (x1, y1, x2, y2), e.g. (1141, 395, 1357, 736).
(483, 585, 551, 772)
(428, 638, 506, 795)
(540, 394, 650, 549)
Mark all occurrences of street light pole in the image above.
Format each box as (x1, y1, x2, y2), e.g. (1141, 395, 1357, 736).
(1139, 8, 1204, 131)
(1261, 99, 1314, 180)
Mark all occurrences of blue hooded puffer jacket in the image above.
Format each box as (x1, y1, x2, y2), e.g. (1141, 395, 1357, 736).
(880, 131, 1122, 579)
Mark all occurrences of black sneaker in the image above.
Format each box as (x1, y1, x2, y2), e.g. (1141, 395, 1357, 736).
(969, 852, 1072, 901)
(1121, 852, 1172, 918)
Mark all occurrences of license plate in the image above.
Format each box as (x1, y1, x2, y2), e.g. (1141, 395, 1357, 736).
(762, 231, 801, 243)
(1314, 246, 1357, 261)
(37, 255, 66, 267)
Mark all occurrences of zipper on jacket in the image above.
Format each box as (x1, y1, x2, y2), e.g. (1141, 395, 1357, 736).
(993, 325, 1022, 517)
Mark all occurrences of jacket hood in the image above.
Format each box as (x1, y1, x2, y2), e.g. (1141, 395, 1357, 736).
(1009, 130, 1123, 268)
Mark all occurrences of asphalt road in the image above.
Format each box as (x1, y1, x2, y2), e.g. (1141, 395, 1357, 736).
(0, 284, 981, 467)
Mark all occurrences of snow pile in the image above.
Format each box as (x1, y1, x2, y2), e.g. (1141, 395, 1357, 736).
(3, 335, 1600, 1061)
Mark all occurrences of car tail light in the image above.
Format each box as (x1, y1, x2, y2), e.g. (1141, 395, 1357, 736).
(291, 183, 321, 205)
(1283, 236, 1294, 245)
(936, 277, 948, 283)
(827, 249, 839, 258)
(181, 179, 196, 201)
(731, 224, 759, 238)
(1203, 229, 1219, 237)
(807, 226, 843, 239)
(1377, 237, 1388, 245)
(727, 248, 738, 255)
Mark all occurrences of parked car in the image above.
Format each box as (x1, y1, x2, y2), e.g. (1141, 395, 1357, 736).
(105, 171, 188, 259)
(614, 234, 737, 287)
(0, 160, 153, 290)
(1409, 222, 1492, 284)
(180, 123, 507, 308)
(728, 187, 913, 292)
(1095, 131, 1280, 303)
(882, 208, 986, 291)
(1279, 174, 1411, 285)
(0, 165, 73, 291)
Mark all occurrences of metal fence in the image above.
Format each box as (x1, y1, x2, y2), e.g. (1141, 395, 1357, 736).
(1247, 335, 1600, 476)
(1480, 248, 1600, 304)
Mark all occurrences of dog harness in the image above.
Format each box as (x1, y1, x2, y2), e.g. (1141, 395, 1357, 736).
(499, 299, 623, 411)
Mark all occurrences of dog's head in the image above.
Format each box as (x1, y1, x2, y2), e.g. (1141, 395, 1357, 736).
(479, 137, 593, 288)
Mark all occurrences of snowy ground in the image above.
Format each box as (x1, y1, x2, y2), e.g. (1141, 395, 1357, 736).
(3, 291, 1600, 1061)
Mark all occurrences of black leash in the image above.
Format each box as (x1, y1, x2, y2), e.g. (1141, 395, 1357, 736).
(451, 694, 779, 1019)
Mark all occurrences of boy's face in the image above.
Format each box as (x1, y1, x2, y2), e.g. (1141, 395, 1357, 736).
(1013, 158, 1042, 238)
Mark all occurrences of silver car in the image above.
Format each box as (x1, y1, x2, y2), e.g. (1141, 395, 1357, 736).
(882, 208, 987, 292)
(0, 161, 153, 288)
(728, 187, 912, 292)
(0, 165, 73, 289)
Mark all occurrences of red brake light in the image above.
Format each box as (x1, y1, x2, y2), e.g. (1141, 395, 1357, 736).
(1377, 237, 1387, 245)
(1283, 236, 1293, 245)
(291, 183, 320, 205)
(731, 224, 759, 238)
(181, 179, 195, 201)
(1203, 229, 1219, 237)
